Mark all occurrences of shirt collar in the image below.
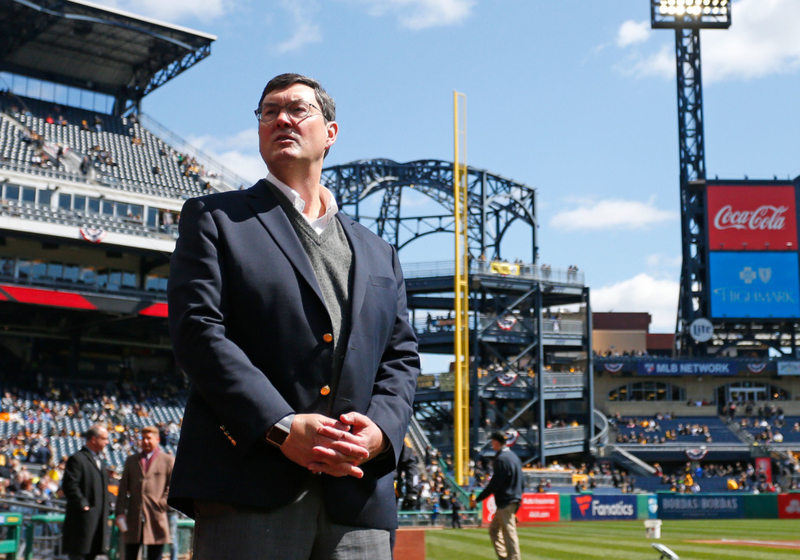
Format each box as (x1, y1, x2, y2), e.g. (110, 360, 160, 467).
(266, 172, 339, 234)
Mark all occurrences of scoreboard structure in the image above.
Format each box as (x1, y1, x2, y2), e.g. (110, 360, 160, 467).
(687, 179, 800, 354)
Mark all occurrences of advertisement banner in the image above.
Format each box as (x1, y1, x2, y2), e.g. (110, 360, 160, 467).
(709, 252, 800, 319)
(658, 494, 744, 519)
(707, 185, 797, 251)
(637, 359, 737, 376)
(777, 361, 800, 375)
(755, 457, 773, 484)
(483, 494, 560, 523)
(517, 494, 560, 522)
(778, 494, 800, 519)
(571, 495, 637, 521)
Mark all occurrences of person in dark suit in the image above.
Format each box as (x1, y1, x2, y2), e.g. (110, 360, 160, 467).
(61, 425, 110, 560)
(167, 73, 419, 560)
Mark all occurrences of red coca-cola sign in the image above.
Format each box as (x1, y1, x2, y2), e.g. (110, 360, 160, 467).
(707, 186, 797, 250)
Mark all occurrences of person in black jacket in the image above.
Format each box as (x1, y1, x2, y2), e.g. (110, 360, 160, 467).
(476, 431, 523, 560)
(61, 425, 111, 560)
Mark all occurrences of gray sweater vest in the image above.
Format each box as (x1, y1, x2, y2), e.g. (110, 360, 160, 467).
(268, 183, 354, 411)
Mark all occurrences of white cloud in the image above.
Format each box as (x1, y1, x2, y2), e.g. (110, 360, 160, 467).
(277, 0, 323, 53)
(357, 0, 475, 29)
(550, 197, 678, 231)
(593, 274, 679, 332)
(186, 129, 265, 184)
(615, 44, 674, 79)
(90, 0, 226, 22)
(617, 0, 800, 83)
(646, 253, 683, 268)
(617, 20, 651, 48)
(702, 0, 800, 83)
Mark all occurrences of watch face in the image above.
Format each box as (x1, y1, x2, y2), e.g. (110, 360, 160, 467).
(267, 425, 289, 447)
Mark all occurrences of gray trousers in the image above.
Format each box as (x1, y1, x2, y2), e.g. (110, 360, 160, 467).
(192, 478, 391, 560)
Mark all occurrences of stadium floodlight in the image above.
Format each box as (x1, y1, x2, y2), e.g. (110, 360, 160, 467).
(651, 0, 731, 29)
(652, 543, 680, 560)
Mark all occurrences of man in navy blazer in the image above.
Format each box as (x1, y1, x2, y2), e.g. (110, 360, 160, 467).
(168, 74, 419, 559)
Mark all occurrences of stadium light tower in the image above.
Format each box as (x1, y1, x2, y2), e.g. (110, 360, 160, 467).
(650, 0, 731, 355)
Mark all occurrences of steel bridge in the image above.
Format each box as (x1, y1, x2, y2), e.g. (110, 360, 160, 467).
(322, 159, 592, 466)
(322, 159, 537, 261)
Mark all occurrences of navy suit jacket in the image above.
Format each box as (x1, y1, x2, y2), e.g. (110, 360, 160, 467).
(167, 179, 419, 529)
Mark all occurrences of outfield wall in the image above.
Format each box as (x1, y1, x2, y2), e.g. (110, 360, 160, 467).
(482, 492, 800, 523)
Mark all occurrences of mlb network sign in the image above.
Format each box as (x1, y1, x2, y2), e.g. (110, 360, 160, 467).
(637, 359, 737, 376)
(571, 495, 637, 521)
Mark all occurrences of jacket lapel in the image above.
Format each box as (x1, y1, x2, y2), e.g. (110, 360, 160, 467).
(247, 180, 326, 307)
(81, 447, 102, 473)
(337, 213, 368, 325)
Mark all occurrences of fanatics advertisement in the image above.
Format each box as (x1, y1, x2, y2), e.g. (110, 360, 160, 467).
(571, 495, 637, 521)
(658, 494, 744, 519)
(637, 359, 737, 376)
(709, 251, 800, 319)
(707, 185, 797, 251)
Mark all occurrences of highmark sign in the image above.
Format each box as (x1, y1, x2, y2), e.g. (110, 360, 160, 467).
(637, 360, 737, 376)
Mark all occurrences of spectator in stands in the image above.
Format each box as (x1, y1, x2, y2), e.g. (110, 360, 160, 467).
(116, 426, 174, 560)
(476, 431, 523, 560)
(167, 73, 418, 560)
(61, 424, 111, 560)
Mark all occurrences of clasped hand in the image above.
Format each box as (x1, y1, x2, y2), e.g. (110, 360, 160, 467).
(280, 412, 386, 478)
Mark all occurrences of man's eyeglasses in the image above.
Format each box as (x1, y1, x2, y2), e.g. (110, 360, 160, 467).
(254, 100, 322, 124)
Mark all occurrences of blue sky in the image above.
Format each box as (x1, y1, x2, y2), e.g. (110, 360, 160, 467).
(92, 0, 800, 335)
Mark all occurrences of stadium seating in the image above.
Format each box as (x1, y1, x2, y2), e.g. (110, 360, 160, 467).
(0, 94, 213, 199)
(0, 388, 184, 470)
(615, 416, 741, 444)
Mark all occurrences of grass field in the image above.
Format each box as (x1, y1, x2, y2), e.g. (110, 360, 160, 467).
(425, 519, 800, 560)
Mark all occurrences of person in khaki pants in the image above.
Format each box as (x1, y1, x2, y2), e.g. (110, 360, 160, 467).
(116, 426, 174, 560)
(476, 432, 523, 560)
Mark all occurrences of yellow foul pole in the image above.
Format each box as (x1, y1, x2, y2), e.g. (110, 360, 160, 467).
(453, 91, 470, 486)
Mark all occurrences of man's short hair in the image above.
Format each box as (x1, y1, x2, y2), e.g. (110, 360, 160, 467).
(490, 431, 507, 444)
(84, 424, 105, 441)
(142, 426, 159, 437)
(258, 73, 336, 122)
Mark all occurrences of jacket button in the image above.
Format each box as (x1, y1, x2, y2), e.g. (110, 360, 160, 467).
(320, 385, 331, 396)
(323, 333, 333, 343)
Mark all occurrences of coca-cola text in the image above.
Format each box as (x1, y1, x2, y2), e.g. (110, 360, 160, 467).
(713, 205, 788, 232)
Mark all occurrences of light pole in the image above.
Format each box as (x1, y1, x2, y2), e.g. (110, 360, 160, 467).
(650, 0, 731, 355)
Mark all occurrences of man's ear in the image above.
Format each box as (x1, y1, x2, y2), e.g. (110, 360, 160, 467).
(326, 121, 339, 150)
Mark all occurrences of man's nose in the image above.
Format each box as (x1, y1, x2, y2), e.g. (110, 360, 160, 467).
(274, 108, 293, 127)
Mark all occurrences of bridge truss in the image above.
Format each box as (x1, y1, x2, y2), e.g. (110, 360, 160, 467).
(322, 159, 592, 466)
(322, 159, 537, 261)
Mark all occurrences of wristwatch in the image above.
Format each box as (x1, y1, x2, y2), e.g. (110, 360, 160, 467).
(265, 414, 294, 447)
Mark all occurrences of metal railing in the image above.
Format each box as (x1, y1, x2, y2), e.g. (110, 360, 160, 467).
(397, 509, 481, 527)
(590, 409, 610, 446)
(414, 315, 584, 337)
(401, 260, 585, 286)
(139, 113, 252, 192)
(20, 514, 195, 560)
(543, 373, 586, 389)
